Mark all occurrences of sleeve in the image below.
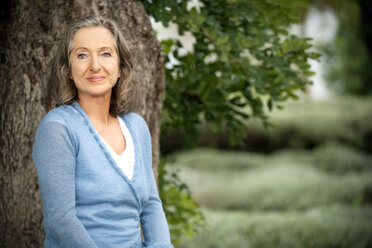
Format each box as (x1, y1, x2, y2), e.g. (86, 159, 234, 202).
(136, 115, 173, 248)
(32, 121, 98, 248)
(140, 175, 174, 248)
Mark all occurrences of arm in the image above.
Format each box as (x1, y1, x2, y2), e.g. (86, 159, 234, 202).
(33, 121, 98, 248)
(140, 173, 173, 248)
(135, 114, 173, 248)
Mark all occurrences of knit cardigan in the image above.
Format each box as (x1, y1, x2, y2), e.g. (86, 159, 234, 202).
(33, 101, 173, 248)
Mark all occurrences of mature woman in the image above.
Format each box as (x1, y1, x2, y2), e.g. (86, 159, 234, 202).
(32, 16, 173, 248)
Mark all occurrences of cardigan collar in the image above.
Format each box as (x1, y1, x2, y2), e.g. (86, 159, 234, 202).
(71, 101, 142, 200)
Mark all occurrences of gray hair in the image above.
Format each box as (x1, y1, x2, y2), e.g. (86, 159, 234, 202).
(46, 16, 136, 115)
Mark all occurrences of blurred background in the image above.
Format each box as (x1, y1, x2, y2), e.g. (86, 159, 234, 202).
(148, 0, 372, 247)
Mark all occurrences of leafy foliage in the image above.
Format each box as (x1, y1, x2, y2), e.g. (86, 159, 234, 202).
(142, 0, 320, 244)
(144, 0, 318, 146)
(157, 158, 205, 245)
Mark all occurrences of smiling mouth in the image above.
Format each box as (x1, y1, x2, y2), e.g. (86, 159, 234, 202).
(87, 76, 105, 82)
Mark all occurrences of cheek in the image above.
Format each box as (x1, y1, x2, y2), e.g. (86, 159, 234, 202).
(70, 63, 83, 80)
(115, 58, 121, 78)
(112, 63, 120, 78)
(69, 62, 76, 80)
(69, 69, 74, 80)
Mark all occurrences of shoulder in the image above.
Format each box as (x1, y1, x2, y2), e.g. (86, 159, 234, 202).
(121, 112, 147, 125)
(33, 105, 79, 166)
(34, 104, 81, 148)
(120, 112, 149, 133)
(120, 112, 151, 148)
(39, 103, 80, 127)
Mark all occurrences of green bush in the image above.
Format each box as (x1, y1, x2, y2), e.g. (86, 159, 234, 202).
(174, 141, 372, 174)
(264, 96, 372, 153)
(170, 139, 372, 247)
(161, 96, 372, 154)
(173, 147, 313, 171)
(173, 148, 372, 211)
(161, 96, 372, 246)
(158, 159, 205, 246)
(313, 142, 372, 174)
(179, 206, 372, 248)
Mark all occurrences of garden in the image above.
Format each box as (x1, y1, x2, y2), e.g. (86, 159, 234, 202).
(167, 96, 372, 247)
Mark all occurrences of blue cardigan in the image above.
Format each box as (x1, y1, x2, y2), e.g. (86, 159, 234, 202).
(33, 101, 173, 248)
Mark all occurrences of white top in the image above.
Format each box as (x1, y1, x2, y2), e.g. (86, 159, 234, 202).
(100, 116, 135, 179)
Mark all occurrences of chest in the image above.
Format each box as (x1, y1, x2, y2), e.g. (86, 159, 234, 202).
(73, 127, 152, 212)
(96, 117, 126, 155)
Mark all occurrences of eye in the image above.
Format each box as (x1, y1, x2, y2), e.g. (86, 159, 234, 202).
(102, 52, 112, 57)
(77, 53, 87, 59)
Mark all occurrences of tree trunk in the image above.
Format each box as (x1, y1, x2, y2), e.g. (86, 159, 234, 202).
(0, 1, 164, 247)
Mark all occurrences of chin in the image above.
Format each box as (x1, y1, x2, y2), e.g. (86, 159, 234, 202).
(78, 87, 113, 99)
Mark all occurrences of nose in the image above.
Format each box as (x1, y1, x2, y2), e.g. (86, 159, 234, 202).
(89, 55, 101, 72)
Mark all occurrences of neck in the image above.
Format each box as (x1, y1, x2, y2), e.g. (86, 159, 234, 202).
(77, 93, 112, 127)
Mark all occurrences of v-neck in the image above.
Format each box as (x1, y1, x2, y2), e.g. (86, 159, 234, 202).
(100, 116, 126, 157)
(72, 101, 140, 184)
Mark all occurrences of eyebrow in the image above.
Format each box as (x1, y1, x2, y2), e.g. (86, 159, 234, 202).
(73, 47, 115, 52)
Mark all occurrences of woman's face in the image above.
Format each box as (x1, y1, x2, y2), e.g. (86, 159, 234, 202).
(69, 26, 121, 100)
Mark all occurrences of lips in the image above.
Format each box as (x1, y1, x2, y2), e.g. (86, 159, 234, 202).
(87, 76, 105, 82)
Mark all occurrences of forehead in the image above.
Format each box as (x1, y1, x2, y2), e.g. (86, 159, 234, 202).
(71, 26, 116, 50)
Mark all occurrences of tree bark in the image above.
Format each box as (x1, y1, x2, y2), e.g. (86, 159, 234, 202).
(0, 1, 164, 247)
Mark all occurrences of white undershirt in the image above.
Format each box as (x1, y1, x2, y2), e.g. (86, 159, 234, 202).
(100, 117, 135, 180)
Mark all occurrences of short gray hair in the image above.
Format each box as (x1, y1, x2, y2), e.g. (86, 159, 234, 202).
(46, 16, 136, 115)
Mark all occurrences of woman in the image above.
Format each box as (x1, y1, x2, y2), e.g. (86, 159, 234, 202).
(33, 16, 173, 248)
